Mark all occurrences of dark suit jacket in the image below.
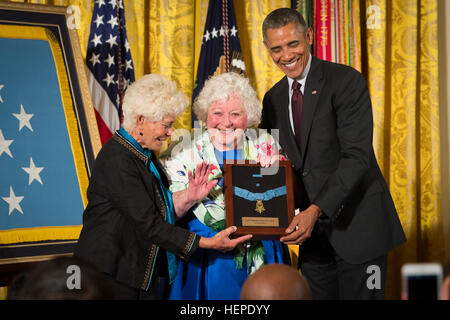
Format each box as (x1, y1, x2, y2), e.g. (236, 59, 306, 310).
(261, 56, 406, 264)
(75, 133, 199, 291)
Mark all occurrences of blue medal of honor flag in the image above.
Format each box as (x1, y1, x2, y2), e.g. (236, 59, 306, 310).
(0, 38, 84, 231)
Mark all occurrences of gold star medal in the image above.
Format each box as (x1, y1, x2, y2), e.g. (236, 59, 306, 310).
(255, 199, 265, 214)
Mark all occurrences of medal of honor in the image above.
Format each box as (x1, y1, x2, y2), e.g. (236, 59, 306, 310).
(223, 161, 296, 239)
(233, 185, 286, 215)
(255, 199, 265, 214)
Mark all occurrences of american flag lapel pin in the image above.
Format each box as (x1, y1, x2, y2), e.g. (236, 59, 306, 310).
(312, 90, 317, 95)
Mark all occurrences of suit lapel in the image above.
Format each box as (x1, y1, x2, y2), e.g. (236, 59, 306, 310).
(301, 57, 324, 163)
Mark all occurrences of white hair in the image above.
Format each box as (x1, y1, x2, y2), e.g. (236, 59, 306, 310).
(122, 74, 188, 130)
(193, 72, 261, 128)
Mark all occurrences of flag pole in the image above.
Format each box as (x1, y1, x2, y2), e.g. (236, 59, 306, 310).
(116, 0, 124, 125)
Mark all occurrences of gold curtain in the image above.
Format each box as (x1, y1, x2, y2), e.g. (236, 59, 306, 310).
(366, 0, 444, 299)
(1, 0, 445, 300)
(0, 0, 289, 128)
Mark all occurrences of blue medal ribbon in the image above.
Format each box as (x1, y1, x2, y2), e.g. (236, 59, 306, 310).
(233, 185, 287, 201)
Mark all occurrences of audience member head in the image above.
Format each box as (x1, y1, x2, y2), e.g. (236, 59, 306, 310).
(7, 256, 113, 300)
(240, 263, 312, 300)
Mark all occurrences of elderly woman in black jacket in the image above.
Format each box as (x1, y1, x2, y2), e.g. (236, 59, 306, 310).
(75, 74, 251, 300)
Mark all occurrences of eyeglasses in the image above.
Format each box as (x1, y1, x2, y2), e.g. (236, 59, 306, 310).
(160, 120, 174, 131)
(142, 117, 174, 132)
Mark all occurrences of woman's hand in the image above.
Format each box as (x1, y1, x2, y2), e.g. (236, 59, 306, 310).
(172, 162, 217, 219)
(186, 162, 218, 202)
(256, 153, 281, 168)
(199, 226, 253, 252)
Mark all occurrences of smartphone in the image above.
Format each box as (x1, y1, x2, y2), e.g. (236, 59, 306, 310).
(401, 263, 442, 300)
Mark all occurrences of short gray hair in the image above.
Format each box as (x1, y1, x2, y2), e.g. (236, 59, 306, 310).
(262, 8, 308, 43)
(122, 74, 188, 130)
(193, 72, 261, 128)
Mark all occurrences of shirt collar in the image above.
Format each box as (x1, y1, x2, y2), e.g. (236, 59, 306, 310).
(287, 53, 312, 92)
(116, 127, 152, 161)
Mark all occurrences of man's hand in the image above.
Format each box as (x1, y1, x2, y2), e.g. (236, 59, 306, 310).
(199, 226, 253, 252)
(280, 204, 322, 245)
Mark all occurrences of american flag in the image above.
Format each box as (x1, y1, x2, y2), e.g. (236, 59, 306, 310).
(86, 0, 135, 144)
(191, 0, 245, 127)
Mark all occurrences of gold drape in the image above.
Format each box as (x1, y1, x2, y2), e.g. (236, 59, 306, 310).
(366, 0, 444, 299)
(234, 0, 289, 99)
(0, 0, 289, 127)
(1, 0, 445, 299)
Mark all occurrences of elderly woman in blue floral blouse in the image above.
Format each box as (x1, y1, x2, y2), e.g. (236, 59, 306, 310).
(161, 72, 287, 300)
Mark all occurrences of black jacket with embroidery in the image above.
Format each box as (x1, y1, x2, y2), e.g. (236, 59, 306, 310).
(75, 133, 199, 291)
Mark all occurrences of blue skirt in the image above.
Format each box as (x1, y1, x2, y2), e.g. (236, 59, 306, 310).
(168, 211, 286, 300)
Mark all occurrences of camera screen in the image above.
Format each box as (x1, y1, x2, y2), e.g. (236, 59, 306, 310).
(407, 275, 438, 300)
